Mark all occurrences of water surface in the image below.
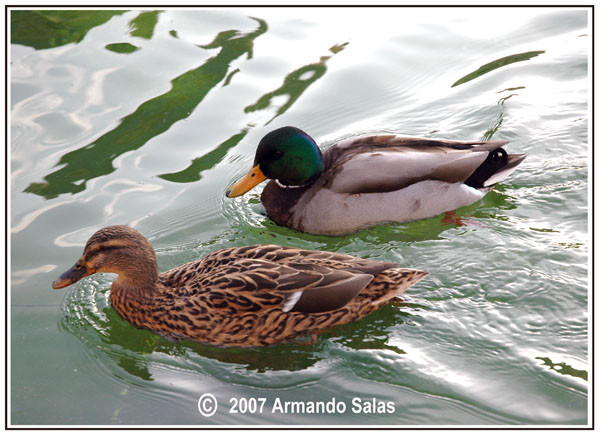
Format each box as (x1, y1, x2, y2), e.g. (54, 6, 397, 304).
(10, 7, 589, 426)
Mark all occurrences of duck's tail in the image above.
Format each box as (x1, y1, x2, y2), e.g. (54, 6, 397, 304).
(465, 148, 527, 189)
(371, 268, 429, 305)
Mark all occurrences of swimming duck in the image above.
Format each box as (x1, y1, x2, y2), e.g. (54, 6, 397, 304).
(52, 225, 427, 347)
(226, 126, 527, 235)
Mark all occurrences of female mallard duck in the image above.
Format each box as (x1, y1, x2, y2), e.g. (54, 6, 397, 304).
(226, 126, 527, 235)
(52, 225, 427, 347)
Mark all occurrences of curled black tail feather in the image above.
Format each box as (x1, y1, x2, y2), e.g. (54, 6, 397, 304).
(465, 148, 509, 188)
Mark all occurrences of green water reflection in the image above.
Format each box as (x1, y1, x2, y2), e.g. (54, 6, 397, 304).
(128, 10, 161, 39)
(105, 42, 140, 54)
(11, 10, 163, 51)
(11, 10, 127, 49)
(22, 10, 348, 196)
(159, 129, 249, 183)
(536, 357, 587, 381)
(482, 86, 523, 141)
(24, 16, 268, 199)
(452, 50, 545, 87)
(244, 42, 348, 125)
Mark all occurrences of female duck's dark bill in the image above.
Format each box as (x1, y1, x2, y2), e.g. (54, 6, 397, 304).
(226, 164, 267, 198)
(52, 262, 91, 289)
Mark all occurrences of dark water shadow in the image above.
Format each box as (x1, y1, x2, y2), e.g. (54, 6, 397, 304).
(452, 50, 545, 87)
(25, 17, 268, 199)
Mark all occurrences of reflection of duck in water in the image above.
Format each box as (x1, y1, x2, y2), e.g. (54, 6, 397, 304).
(227, 127, 527, 235)
(53, 225, 427, 347)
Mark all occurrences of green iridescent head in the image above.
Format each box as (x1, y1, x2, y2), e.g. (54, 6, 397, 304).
(255, 127, 324, 185)
(226, 127, 324, 197)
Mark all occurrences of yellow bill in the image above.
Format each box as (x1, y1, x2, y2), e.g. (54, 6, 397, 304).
(226, 164, 267, 198)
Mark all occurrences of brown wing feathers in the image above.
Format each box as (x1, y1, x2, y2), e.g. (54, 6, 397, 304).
(285, 273, 374, 313)
(159, 245, 409, 315)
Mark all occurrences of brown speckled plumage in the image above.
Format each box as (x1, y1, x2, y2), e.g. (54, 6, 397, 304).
(53, 225, 428, 347)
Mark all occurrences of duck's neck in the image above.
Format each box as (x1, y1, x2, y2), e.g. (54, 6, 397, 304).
(108, 258, 161, 324)
(110, 274, 161, 329)
(113, 254, 159, 292)
(114, 273, 158, 295)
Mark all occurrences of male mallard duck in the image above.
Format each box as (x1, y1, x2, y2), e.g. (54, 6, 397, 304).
(226, 126, 527, 235)
(52, 225, 427, 347)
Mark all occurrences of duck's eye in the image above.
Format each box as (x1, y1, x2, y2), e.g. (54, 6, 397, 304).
(273, 150, 284, 158)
